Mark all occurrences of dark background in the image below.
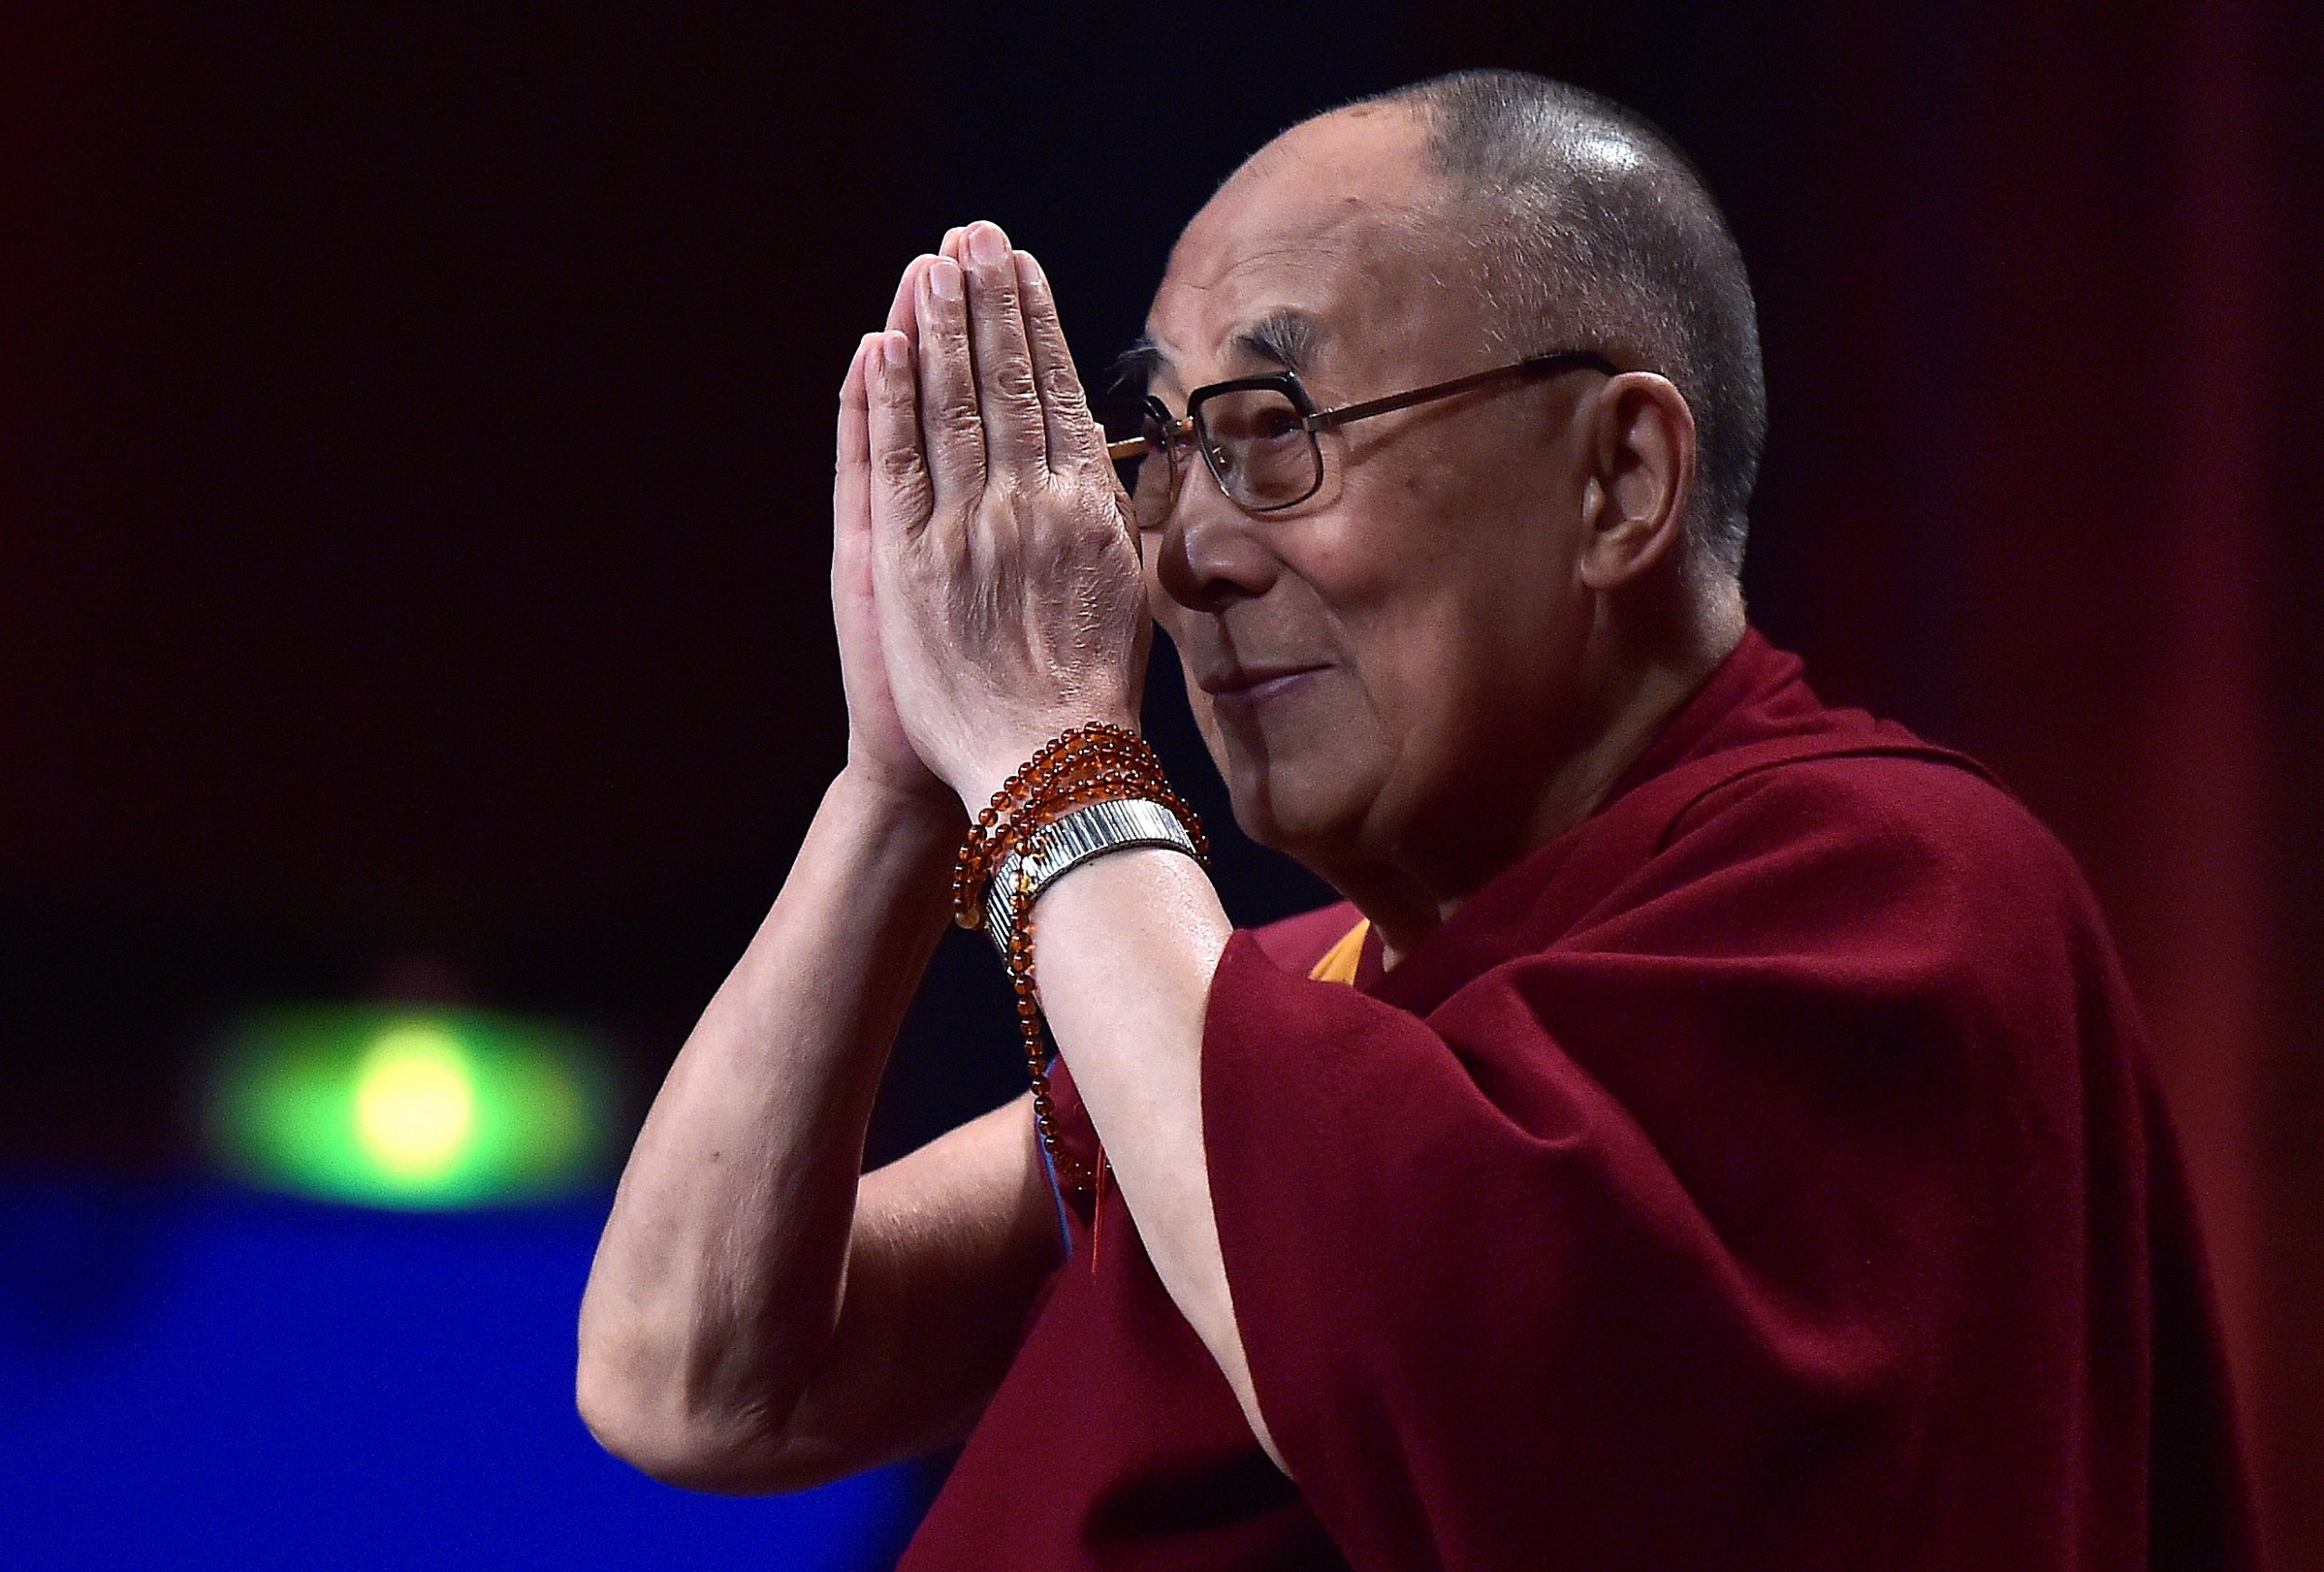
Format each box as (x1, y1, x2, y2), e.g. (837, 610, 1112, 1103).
(3, 1, 2317, 1563)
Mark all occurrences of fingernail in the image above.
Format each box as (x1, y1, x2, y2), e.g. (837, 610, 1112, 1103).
(967, 223, 1004, 267)
(1013, 250, 1043, 287)
(880, 334, 909, 371)
(941, 226, 964, 256)
(929, 258, 963, 301)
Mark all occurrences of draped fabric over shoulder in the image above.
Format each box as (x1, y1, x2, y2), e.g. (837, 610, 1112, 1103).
(897, 630, 2259, 1572)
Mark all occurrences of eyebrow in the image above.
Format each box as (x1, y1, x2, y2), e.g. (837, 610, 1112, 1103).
(1233, 310, 1321, 375)
(1110, 309, 1325, 395)
(1111, 336, 1166, 392)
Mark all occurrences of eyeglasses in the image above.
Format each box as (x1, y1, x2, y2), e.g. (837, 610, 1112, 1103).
(1106, 350, 1618, 531)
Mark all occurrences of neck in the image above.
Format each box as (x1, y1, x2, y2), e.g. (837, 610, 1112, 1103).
(1330, 594, 1743, 964)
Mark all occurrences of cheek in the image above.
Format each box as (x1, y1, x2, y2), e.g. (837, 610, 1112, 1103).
(1340, 603, 1475, 754)
(1332, 554, 1575, 788)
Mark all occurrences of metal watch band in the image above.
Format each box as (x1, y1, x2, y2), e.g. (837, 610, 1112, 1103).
(984, 798, 1200, 955)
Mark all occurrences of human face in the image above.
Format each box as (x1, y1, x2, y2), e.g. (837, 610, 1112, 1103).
(1139, 109, 1605, 886)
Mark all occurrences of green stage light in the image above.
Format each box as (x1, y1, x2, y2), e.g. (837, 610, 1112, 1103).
(206, 1006, 617, 1209)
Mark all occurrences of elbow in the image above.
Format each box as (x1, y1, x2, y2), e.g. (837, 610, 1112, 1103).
(574, 1354, 658, 1471)
(574, 1341, 816, 1496)
(574, 1350, 693, 1486)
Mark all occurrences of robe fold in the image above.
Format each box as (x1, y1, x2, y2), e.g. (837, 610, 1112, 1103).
(896, 628, 2257, 1571)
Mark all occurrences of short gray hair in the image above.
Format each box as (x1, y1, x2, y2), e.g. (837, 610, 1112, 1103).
(1350, 71, 1766, 577)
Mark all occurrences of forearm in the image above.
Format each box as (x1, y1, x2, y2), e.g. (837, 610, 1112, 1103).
(847, 221, 1285, 1460)
(1029, 846, 1281, 1463)
(577, 767, 957, 1470)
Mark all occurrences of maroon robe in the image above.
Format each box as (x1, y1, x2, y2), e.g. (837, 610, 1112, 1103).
(897, 629, 2258, 1570)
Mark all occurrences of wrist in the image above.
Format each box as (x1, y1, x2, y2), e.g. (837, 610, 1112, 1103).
(959, 709, 1143, 810)
(829, 762, 963, 852)
(980, 798, 1204, 953)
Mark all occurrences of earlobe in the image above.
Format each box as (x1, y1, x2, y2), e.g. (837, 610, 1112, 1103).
(1578, 373, 1697, 592)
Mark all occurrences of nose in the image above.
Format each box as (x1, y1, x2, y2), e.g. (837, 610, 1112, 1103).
(1152, 477, 1279, 614)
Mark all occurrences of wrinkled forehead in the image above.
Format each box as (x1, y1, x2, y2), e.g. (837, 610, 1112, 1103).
(1142, 110, 1460, 394)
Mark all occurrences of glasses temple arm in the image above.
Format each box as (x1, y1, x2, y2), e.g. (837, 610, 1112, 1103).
(1106, 411, 1194, 462)
(1307, 352, 1618, 431)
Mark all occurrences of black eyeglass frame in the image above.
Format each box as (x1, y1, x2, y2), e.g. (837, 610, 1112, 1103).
(1106, 349, 1620, 518)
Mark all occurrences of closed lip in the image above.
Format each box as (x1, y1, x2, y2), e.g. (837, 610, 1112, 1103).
(1196, 662, 1331, 698)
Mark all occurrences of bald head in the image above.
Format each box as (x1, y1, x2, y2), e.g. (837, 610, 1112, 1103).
(1154, 103, 1444, 375)
(1209, 98, 1433, 211)
(1323, 73, 1764, 577)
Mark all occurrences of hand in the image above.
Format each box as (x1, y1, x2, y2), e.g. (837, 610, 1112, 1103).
(832, 255, 955, 813)
(865, 221, 1149, 808)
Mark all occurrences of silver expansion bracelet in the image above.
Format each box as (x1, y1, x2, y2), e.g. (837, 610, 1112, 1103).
(984, 798, 1201, 955)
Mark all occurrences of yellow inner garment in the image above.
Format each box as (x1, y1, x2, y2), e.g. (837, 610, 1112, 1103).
(1308, 918, 1370, 985)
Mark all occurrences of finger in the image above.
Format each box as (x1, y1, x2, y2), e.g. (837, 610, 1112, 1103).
(959, 220, 1047, 472)
(915, 257, 986, 508)
(834, 335, 878, 614)
(939, 226, 966, 261)
(867, 330, 935, 537)
(1013, 249, 1109, 474)
(836, 331, 876, 530)
(886, 254, 934, 338)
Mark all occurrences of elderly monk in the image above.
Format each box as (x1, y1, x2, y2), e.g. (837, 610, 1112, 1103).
(575, 71, 2257, 1569)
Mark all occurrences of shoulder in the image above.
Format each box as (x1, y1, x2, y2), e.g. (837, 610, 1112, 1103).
(1671, 749, 2082, 897)
(1528, 752, 2147, 1137)
(1589, 750, 2112, 998)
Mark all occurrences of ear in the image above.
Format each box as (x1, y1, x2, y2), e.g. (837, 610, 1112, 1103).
(1576, 372, 1697, 591)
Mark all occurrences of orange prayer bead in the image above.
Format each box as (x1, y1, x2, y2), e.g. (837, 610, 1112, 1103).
(948, 722, 1206, 1200)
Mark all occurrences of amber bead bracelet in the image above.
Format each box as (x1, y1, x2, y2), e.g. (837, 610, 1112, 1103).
(950, 722, 1208, 1199)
